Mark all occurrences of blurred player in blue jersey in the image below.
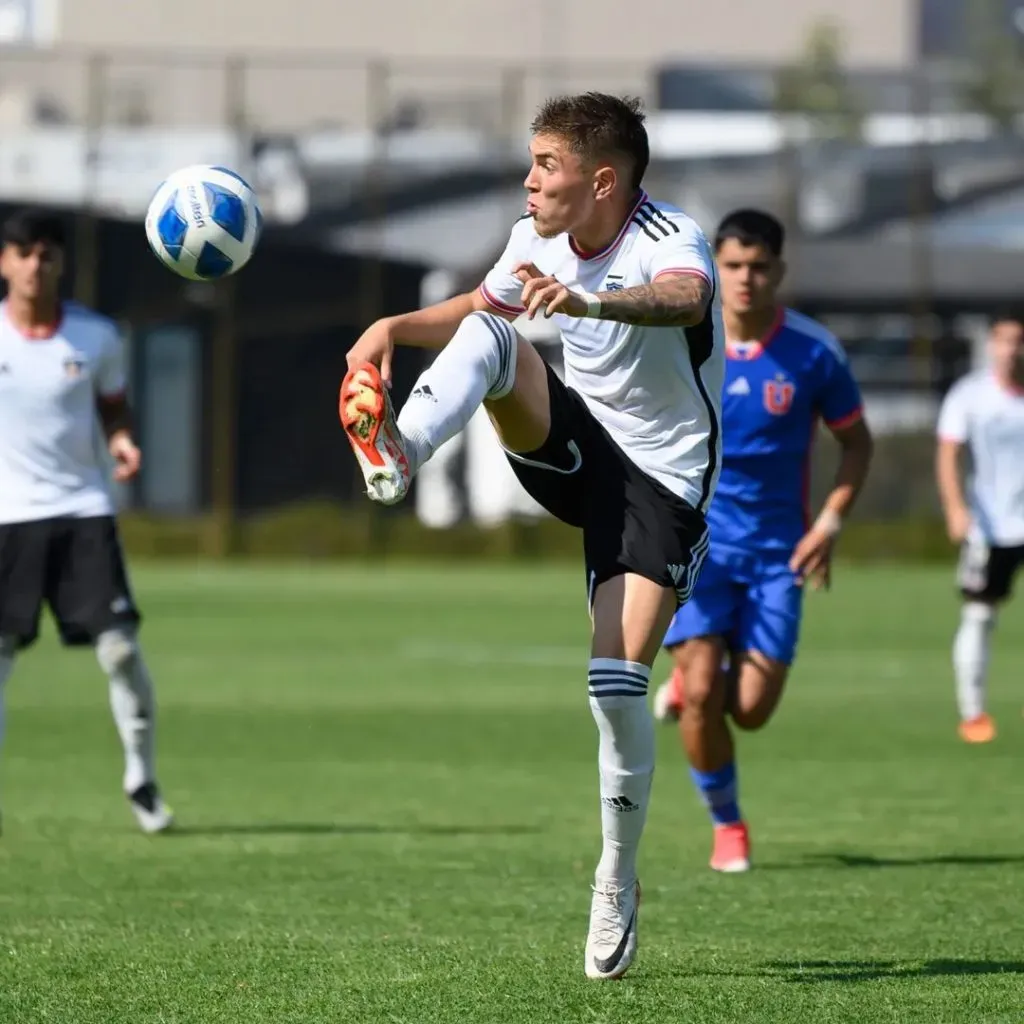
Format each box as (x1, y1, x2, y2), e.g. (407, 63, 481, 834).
(652, 209, 873, 872)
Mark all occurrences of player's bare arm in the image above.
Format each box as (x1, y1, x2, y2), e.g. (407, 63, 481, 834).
(346, 290, 515, 380)
(790, 417, 873, 589)
(589, 273, 711, 327)
(515, 262, 711, 327)
(936, 437, 971, 543)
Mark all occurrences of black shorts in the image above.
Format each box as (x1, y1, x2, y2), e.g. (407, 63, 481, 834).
(958, 540, 1024, 603)
(0, 515, 141, 649)
(506, 362, 710, 607)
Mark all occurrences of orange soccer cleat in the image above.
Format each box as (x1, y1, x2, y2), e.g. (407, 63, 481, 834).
(958, 713, 996, 744)
(339, 362, 411, 506)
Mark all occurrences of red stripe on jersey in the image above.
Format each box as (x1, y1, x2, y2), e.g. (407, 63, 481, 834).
(569, 191, 648, 261)
(825, 407, 864, 431)
(652, 267, 711, 286)
(479, 283, 525, 315)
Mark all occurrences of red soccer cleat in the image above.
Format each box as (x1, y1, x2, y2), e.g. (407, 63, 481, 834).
(710, 821, 751, 873)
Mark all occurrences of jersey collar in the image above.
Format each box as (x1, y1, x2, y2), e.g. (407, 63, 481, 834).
(568, 190, 648, 261)
(0, 300, 64, 341)
(725, 307, 785, 361)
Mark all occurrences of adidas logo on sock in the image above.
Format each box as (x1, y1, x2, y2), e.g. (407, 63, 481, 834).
(411, 384, 437, 402)
(601, 795, 640, 813)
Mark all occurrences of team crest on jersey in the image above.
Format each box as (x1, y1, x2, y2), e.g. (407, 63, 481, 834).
(63, 354, 86, 378)
(604, 274, 625, 292)
(763, 375, 795, 415)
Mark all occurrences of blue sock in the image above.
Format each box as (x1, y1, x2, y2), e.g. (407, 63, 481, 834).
(690, 762, 741, 826)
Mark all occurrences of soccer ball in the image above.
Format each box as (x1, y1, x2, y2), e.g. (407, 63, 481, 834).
(144, 165, 262, 281)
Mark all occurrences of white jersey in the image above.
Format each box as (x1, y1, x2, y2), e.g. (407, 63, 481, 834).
(0, 301, 125, 525)
(481, 191, 724, 511)
(937, 369, 1024, 546)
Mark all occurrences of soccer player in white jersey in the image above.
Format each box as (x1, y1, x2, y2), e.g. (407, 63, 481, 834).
(338, 93, 723, 980)
(936, 311, 1024, 743)
(0, 208, 172, 833)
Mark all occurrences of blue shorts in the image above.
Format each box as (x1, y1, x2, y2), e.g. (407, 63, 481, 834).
(663, 546, 804, 665)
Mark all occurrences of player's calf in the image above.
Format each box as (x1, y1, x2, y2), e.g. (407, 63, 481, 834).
(584, 573, 674, 980)
(727, 653, 788, 732)
(95, 628, 173, 834)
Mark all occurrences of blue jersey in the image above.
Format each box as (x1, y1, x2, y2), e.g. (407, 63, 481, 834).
(709, 307, 863, 555)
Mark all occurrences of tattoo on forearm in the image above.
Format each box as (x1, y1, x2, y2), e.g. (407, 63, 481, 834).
(596, 274, 710, 327)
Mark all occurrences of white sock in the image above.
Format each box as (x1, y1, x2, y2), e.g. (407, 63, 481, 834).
(397, 311, 518, 475)
(588, 658, 655, 887)
(953, 602, 995, 721)
(96, 629, 156, 794)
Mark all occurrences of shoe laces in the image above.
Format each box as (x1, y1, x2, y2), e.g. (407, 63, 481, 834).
(590, 881, 632, 946)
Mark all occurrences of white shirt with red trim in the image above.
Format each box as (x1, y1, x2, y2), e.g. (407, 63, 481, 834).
(937, 369, 1024, 546)
(0, 301, 125, 524)
(481, 192, 724, 511)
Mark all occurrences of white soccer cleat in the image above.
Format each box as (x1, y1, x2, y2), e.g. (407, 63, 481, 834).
(128, 782, 175, 834)
(652, 678, 681, 723)
(585, 878, 641, 980)
(339, 362, 411, 506)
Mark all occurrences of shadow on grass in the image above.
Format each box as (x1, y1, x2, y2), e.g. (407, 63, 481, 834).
(764, 959, 1024, 983)
(165, 822, 542, 838)
(760, 851, 1024, 870)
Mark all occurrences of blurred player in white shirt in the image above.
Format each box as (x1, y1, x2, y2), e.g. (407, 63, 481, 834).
(0, 208, 172, 832)
(935, 311, 1024, 743)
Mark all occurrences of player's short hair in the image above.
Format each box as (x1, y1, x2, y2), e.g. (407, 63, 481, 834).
(530, 92, 650, 190)
(715, 209, 785, 256)
(1, 208, 66, 250)
(989, 307, 1024, 331)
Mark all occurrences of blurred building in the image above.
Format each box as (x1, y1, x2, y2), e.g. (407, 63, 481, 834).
(0, 0, 916, 134)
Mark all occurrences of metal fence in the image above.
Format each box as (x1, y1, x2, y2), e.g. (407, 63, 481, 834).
(1, 47, 1021, 541)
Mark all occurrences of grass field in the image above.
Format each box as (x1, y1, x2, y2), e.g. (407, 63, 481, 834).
(1, 561, 1023, 1023)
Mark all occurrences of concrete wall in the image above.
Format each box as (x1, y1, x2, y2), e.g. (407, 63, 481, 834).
(3, 0, 915, 130)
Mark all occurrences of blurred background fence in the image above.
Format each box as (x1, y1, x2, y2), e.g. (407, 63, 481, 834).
(1, 0, 1023, 558)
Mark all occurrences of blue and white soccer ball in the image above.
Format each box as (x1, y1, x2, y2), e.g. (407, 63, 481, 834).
(144, 164, 262, 281)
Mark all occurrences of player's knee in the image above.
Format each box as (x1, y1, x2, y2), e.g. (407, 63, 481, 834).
(730, 702, 775, 731)
(680, 665, 723, 721)
(95, 628, 139, 675)
(729, 657, 788, 731)
(463, 311, 518, 400)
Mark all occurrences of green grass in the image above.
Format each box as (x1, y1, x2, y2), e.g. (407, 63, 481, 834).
(1, 562, 1023, 1023)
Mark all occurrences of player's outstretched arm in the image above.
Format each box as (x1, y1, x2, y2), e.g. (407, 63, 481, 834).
(346, 290, 515, 380)
(389, 289, 515, 349)
(589, 273, 712, 328)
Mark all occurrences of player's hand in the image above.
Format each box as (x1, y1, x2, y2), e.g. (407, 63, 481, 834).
(945, 504, 972, 545)
(108, 431, 141, 482)
(346, 319, 395, 385)
(789, 527, 834, 591)
(514, 262, 588, 319)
